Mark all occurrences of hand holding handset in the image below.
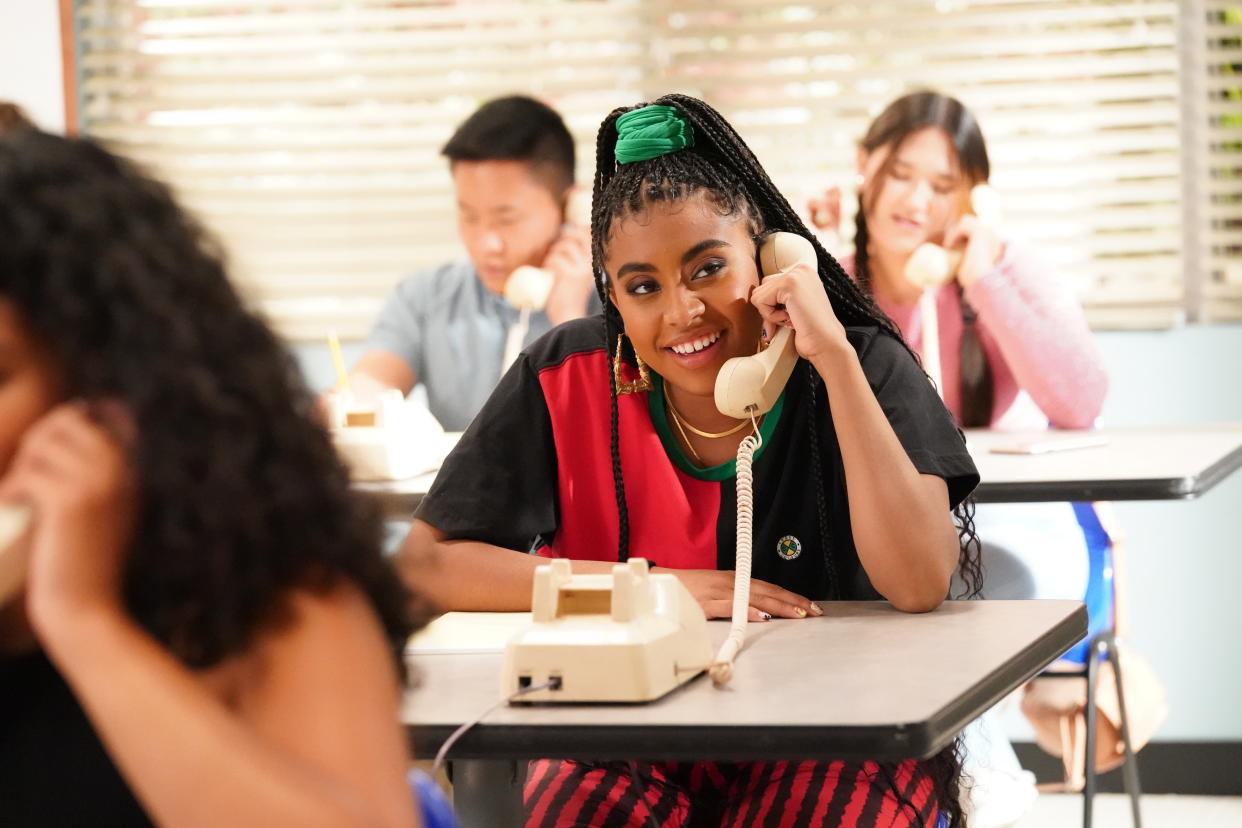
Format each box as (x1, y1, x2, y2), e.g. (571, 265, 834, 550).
(498, 267, 553, 378)
(708, 231, 817, 684)
(0, 503, 33, 607)
(713, 232, 811, 420)
(902, 184, 1001, 394)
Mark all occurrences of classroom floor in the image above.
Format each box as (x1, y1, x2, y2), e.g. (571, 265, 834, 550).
(1014, 793, 1242, 827)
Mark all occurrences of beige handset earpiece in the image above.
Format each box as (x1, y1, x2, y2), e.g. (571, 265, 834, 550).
(0, 503, 33, 606)
(902, 184, 1002, 394)
(713, 232, 815, 420)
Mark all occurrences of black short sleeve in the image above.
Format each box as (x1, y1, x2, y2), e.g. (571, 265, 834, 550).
(414, 352, 559, 550)
(850, 328, 980, 508)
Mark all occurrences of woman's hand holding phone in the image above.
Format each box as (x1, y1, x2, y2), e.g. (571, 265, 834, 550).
(0, 402, 138, 638)
(659, 567, 822, 622)
(942, 212, 1003, 289)
(540, 225, 595, 326)
(749, 250, 848, 363)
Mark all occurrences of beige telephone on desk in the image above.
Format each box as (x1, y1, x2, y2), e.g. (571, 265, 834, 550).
(501, 233, 817, 703)
(0, 504, 33, 606)
(902, 184, 1001, 394)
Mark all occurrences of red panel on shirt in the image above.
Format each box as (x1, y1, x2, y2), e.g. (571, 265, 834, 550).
(537, 349, 720, 570)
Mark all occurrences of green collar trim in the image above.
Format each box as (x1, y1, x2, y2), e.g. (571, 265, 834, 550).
(648, 373, 785, 481)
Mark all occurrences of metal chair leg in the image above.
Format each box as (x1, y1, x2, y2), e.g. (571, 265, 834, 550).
(1083, 635, 1102, 828)
(1103, 632, 1144, 827)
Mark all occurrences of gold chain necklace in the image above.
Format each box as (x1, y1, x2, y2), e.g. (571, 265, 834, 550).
(665, 395, 753, 438)
(665, 395, 705, 464)
(664, 393, 762, 466)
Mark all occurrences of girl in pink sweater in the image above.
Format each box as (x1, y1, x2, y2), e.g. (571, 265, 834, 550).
(810, 91, 1107, 431)
(811, 90, 1111, 827)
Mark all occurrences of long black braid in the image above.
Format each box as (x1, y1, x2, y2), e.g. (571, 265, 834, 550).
(855, 197, 984, 599)
(591, 93, 978, 826)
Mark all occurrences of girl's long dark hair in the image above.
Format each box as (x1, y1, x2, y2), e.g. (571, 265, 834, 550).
(590, 93, 979, 826)
(0, 130, 425, 671)
(854, 90, 994, 430)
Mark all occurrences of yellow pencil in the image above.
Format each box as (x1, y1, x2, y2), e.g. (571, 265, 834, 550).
(328, 329, 350, 392)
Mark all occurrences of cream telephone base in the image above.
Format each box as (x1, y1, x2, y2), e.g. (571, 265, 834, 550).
(501, 558, 713, 703)
(328, 388, 446, 481)
(0, 503, 33, 606)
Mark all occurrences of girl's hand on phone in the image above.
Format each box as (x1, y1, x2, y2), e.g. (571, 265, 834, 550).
(541, 226, 595, 326)
(750, 256, 848, 362)
(0, 402, 138, 633)
(943, 214, 1003, 289)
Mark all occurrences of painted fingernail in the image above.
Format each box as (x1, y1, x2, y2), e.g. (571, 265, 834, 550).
(809, 603, 824, 616)
(795, 607, 807, 618)
(759, 611, 773, 621)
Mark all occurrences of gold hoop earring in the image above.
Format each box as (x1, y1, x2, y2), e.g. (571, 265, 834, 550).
(613, 335, 652, 395)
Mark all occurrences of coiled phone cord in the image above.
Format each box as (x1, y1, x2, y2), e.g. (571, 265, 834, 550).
(708, 408, 763, 685)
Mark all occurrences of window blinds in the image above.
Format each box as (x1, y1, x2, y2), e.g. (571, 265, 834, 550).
(1201, 0, 1242, 321)
(73, 0, 1230, 336)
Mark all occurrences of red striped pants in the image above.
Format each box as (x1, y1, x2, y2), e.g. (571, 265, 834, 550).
(523, 758, 940, 828)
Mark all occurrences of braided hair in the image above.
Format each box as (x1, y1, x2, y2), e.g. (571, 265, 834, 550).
(591, 95, 979, 825)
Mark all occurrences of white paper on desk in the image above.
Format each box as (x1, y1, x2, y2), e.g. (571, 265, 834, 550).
(404, 611, 533, 655)
(988, 435, 1109, 455)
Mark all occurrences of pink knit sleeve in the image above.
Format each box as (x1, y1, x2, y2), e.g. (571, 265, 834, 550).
(963, 239, 1108, 429)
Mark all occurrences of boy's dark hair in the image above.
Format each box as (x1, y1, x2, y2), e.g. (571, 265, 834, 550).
(0, 130, 429, 672)
(590, 94, 978, 826)
(0, 102, 34, 136)
(441, 95, 575, 197)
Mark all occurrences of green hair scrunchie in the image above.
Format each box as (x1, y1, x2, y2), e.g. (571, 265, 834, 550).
(614, 105, 695, 164)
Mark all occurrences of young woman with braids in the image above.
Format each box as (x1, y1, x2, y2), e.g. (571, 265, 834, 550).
(809, 91, 1109, 827)
(0, 130, 429, 826)
(405, 93, 981, 827)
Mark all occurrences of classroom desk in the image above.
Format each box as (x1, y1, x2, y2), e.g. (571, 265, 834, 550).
(353, 468, 439, 519)
(404, 600, 1085, 825)
(360, 424, 1242, 517)
(966, 423, 1242, 503)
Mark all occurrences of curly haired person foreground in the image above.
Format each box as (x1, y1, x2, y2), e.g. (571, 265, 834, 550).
(0, 129, 428, 828)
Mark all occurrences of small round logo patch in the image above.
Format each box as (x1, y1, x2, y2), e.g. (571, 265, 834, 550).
(776, 535, 802, 561)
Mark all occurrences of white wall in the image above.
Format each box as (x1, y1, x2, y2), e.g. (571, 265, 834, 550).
(0, 2, 65, 132)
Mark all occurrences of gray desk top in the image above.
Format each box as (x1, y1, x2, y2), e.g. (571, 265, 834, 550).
(968, 423, 1242, 503)
(359, 424, 1242, 517)
(403, 599, 1085, 762)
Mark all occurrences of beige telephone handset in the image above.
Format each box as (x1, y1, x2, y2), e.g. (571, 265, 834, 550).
(0, 504, 33, 607)
(714, 232, 813, 419)
(902, 184, 1001, 394)
(501, 233, 818, 702)
(499, 267, 552, 377)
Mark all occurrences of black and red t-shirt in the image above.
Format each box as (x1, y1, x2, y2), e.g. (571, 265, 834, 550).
(417, 316, 978, 601)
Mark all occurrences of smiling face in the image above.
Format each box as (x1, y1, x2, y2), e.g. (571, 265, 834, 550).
(452, 159, 566, 294)
(859, 126, 970, 259)
(603, 191, 765, 399)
